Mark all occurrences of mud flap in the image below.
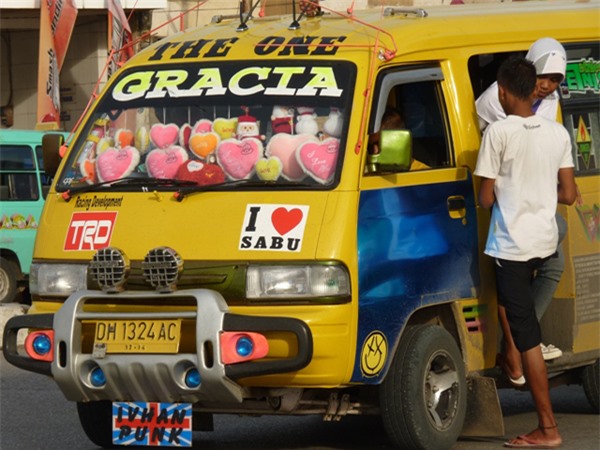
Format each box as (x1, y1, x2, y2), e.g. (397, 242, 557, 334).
(461, 376, 505, 437)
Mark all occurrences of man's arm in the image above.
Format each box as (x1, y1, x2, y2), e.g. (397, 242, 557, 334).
(557, 167, 577, 205)
(478, 177, 496, 209)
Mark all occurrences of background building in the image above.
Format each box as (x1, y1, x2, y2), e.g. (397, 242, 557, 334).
(0, 0, 499, 131)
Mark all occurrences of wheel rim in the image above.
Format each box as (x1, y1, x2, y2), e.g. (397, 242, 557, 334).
(423, 349, 460, 431)
(0, 269, 9, 299)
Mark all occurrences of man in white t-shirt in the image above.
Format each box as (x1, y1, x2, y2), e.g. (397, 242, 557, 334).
(477, 38, 573, 370)
(475, 57, 576, 448)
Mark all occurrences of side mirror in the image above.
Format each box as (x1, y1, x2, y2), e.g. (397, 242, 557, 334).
(41, 133, 65, 178)
(368, 129, 412, 173)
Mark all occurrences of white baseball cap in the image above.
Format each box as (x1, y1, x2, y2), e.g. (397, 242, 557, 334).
(526, 37, 567, 79)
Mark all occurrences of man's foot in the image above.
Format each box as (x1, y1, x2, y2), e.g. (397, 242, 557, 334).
(541, 343, 563, 361)
(504, 425, 561, 448)
(497, 353, 526, 386)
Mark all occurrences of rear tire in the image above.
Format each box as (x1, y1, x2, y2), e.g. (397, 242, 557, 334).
(77, 401, 113, 448)
(582, 359, 599, 413)
(379, 325, 467, 450)
(0, 257, 18, 303)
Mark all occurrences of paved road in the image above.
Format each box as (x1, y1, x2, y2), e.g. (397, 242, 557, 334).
(1, 354, 598, 450)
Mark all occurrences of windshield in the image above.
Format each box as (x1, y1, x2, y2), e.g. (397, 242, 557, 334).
(57, 61, 356, 193)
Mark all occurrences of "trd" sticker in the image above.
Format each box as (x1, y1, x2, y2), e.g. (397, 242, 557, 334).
(64, 212, 117, 251)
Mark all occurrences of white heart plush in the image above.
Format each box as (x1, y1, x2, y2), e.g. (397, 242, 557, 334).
(216, 138, 263, 180)
(266, 133, 318, 181)
(296, 138, 340, 184)
(146, 146, 188, 179)
(96, 146, 141, 183)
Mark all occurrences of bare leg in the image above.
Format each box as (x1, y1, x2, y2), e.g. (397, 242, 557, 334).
(499, 305, 523, 379)
(505, 345, 562, 447)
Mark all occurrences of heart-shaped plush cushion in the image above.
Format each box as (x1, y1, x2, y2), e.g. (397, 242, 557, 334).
(115, 128, 134, 148)
(96, 146, 141, 182)
(189, 132, 220, 159)
(146, 146, 188, 179)
(192, 119, 213, 134)
(255, 157, 282, 181)
(296, 138, 340, 184)
(80, 158, 97, 184)
(176, 160, 226, 186)
(97, 137, 114, 155)
(266, 133, 318, 181)
(216, 138, 263, 180)
(213, 118, 238, 140)
(135, 127, 150, 153)
(179, 124, 192, 151)
(150, 123, 180, 149)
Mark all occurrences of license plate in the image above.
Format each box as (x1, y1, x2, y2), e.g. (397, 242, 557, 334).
(93, 320, 181, 353)
(112, 402, 192, 447)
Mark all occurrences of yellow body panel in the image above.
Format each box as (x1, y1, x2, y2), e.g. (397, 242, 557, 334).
(27, 0, 599, 390)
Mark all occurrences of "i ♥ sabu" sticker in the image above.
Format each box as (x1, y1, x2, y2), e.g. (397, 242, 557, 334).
(239, 204, 309, 252)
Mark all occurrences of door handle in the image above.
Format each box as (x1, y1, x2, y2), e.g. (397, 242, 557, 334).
(447, 195, 466, 221)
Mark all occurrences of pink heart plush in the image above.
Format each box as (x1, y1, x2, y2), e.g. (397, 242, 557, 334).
(266, 133, 318, 181)
(192, 119, 213, 134)
(296, 138, 340, 184)
(150, 123, 180, 149)
(216, 138, 263, 180)
(146, 146, 188, 179)
(96, 146, 141, 182)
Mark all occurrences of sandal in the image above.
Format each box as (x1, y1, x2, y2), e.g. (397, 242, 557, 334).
(504, 424, 561, 448)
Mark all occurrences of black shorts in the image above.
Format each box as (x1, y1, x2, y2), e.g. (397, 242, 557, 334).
(494, 256, 551, 353)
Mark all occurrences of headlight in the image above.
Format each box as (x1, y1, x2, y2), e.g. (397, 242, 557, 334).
(246, 265, 350, 299)
(30, 263, 87, 295)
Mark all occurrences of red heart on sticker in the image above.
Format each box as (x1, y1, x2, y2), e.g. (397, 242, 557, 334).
(271, 207, 303, 236)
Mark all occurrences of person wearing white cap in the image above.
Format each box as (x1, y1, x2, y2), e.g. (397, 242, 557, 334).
(476, 37, 567, 130)
(475, 38, 570, 388)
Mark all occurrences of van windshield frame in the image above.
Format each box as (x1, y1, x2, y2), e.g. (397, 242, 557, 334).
(56, 60, 357, 193)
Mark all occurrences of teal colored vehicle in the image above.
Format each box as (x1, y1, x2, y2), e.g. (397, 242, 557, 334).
(0, 129, 67, 303)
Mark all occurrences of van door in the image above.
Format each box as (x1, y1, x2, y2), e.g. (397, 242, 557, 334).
(353, 66, 480, 382)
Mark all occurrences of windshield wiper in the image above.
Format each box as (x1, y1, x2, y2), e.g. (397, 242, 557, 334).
(174, 179, 317, 201)
(59, 177, 197, 201)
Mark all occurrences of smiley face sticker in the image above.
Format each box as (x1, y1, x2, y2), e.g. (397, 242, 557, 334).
(361, 331, 388, 377)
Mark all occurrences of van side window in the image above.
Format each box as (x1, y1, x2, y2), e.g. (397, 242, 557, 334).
(369, 67, 452, 171)
(468, 43, 599, 175)
(0, 145, 41, 201)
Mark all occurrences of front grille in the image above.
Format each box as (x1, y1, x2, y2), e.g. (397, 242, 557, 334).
(142, 247, 183, 292)
(89, 247, 129, 293)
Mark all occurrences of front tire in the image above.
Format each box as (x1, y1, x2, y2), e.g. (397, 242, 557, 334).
(77, 401, 113, 448)
(0, 257, 18, 304)
(582, 359, 599, 413)
(379, 325, 467, 450)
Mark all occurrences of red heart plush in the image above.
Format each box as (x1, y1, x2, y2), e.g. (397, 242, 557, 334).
(176, 160, 226, 186)
(216, 138, 263, 180)
(150, 123, 180, 148)
(146, 146, 188, 179)
(296, 138, 340, 184)
(179, 124, 192, 150)
(266, 133, 318, 181)
(96, 146, 141, 182)
(192, 119, 213, 134)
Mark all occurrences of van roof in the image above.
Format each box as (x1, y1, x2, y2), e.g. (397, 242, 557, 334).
(130, 0, 598, 65)
(0, 129, 68, 145)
